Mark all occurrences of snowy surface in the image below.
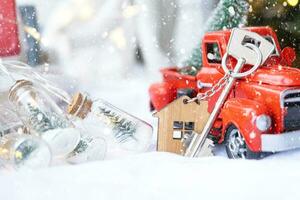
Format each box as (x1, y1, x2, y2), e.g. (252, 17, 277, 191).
(2, 152, 300, 200)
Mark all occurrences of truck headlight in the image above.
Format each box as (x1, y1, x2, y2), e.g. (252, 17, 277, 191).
(255, 114, 271, 132)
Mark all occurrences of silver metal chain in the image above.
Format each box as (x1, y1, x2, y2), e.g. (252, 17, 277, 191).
(186, 74, 230, 103)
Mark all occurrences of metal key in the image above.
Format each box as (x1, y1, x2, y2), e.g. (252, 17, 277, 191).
(185, 28, 274, 157)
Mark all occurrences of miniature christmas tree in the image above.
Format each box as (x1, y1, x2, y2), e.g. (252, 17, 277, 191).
(184, 0, 249, 74)
(28, 104, 53, 133)
(28, 104, 68, 133)
(49, 112, 68, 129)
(98, 106, 137, 143)
(72, 137, 90, 155)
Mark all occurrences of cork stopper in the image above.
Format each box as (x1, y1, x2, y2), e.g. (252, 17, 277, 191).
(8, 80, 33, 102)
(67, 93, 92, 119)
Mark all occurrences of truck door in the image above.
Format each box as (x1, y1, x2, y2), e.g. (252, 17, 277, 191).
(197, 40, 231, 113)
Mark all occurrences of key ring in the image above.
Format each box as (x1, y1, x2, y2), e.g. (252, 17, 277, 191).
(221, 43, 263, 78)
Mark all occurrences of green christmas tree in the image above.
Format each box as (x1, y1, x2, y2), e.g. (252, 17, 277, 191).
(28, 104, 68, 133)
(72, 136, 91, 155)
(28, 104, 53, 133)
(183, 0, 249, 75)
(98, 106, 137, 143)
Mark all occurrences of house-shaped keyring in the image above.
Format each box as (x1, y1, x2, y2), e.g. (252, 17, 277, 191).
(154, 96, 210, 155)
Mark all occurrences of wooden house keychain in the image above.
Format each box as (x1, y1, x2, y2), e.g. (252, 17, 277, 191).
(154, 95, 212, 156)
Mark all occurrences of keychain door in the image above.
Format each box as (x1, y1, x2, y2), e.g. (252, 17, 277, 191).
(0, 0, 20, 57)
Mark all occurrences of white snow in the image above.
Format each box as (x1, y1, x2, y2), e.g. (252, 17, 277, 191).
(2, 152, 300, 200)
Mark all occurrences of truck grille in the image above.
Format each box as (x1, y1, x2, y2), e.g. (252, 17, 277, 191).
(282, 89, 300, 131)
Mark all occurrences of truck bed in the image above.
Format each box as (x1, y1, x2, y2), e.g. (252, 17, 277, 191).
(161, 67, 197, 89)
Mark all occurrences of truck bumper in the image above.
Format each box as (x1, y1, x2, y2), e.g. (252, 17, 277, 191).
(261, 130, 300, 152)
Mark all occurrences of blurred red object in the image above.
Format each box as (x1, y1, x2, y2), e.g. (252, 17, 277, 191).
(0, 0, 20, 57)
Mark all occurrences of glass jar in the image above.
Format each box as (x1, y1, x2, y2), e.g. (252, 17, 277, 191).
(0, 104, 25, 137)
(67, 93, 153, 155)
(0, 134, 51, 169)
(8, 80, 81, 157)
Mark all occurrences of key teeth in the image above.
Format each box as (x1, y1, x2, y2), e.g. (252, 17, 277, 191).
(197, 138, 215, 157)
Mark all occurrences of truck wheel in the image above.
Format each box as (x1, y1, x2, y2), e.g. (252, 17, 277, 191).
(177, 88, 196, 98)
(225, 125, 262, 159)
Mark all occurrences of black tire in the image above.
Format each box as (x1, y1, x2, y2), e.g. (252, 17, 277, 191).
(177, 88, 197, 98)
(225, 125, 262, 159)
(150, 101, 155, 112)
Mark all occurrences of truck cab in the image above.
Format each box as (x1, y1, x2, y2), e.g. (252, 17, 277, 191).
(149, 27, 300, 159)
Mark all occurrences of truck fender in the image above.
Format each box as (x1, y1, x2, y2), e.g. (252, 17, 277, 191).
(220, 98, 270, 152)
(149, 82, 177, 111)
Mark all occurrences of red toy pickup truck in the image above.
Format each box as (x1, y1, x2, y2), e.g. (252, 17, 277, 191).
(149, 27, 300, 159)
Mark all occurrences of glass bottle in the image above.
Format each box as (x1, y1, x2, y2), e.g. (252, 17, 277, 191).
(0, 104, 25, 137)
(8, 80, 81, 157)
(0, 133, 51, 169)
(67, 93, 153, 155)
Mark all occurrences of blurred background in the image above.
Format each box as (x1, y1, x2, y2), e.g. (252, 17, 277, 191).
(12, 0, 300, 72)
(249, 0, 300, 66)
(12, 0, 299, 74)
(15, 0, 218, 79)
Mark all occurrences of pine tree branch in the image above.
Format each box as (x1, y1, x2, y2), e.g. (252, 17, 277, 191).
(98, 106, 137, 143)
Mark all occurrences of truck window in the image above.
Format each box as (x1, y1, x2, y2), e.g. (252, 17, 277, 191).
(242, 35, 278, 56)
(264, 36, 279, 56)
(242, 35, 261, 47)
(206, 43, 221, 64)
